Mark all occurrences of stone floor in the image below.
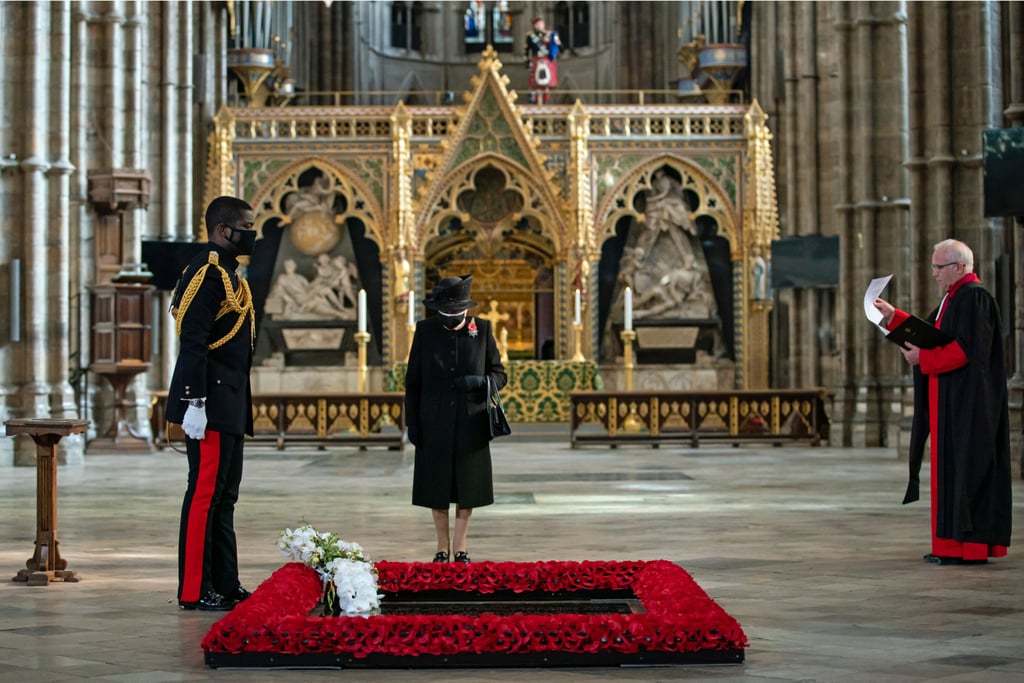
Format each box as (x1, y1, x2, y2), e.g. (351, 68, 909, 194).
(1, 432, 1023, 682)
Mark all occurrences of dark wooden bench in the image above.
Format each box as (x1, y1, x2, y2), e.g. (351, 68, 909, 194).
(569, 389, 830, 448)
(150, 392, 405, 451)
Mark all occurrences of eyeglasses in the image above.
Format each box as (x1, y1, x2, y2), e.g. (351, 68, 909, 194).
(931, 262, 959, 271)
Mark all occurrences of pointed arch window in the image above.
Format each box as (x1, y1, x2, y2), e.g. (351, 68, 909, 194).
(464, 1, 515, 54)
(554, 1, 590, 49)
(391, 2, 423, 51)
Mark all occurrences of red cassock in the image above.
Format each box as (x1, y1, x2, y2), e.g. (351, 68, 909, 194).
(887, 273, 1011, 560)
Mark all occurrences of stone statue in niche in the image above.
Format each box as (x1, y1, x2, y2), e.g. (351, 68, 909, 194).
(393, 248, 411, 299)
(750, 247, 768, 301)
(254, 171, 369, 368)
(636, 169, 700, 260)
(615, 170, 716, 321)
(631, 251, 714, 318)
(285, 174, 342, 256)
(603, 169, 724, 361)
(264, 254, 360, 321)
(265, 258, 309, 316)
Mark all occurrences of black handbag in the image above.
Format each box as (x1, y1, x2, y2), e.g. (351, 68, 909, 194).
(486, 376, 512, 439)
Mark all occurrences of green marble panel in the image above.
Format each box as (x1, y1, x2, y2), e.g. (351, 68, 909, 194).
(386, 360, 604, 422)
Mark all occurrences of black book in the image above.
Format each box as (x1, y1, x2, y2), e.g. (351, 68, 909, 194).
(884, 314, 954, 350)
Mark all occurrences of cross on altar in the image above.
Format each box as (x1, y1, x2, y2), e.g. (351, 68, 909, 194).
(476, 300, 511, 363)
(476, 300, 510, 330)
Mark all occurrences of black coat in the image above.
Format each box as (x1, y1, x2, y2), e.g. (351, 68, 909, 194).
(166, 244, 255, 437)
(904, 281, 1011, 547)
(405, 316, 507, 509)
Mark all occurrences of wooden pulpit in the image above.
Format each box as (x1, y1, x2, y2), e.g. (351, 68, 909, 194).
(89, 283, 155, 451)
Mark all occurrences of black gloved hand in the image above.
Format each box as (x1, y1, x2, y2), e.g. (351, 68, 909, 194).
(452, 375, 486, 392)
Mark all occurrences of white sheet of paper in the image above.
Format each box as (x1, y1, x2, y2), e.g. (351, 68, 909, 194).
(864, 275, 893, 326)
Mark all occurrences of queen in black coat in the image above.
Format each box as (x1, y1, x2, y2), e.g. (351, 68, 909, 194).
(406, 314, 506, 507)
(405, 275, 507, 562)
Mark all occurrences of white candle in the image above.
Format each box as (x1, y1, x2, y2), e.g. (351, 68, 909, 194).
(408, 294, 415, 327)
(574, 288, 581, 325)
(357, 289, 367, 333)
(624, 287, 633, 330)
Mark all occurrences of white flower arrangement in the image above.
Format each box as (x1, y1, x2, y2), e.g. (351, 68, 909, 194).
(278, 523, 381, 615)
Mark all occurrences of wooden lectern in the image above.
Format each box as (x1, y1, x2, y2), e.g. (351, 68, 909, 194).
(4, 418, 90, 585)
(87, 168, 155, 452)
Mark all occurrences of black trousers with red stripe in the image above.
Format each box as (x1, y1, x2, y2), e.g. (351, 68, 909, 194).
(178, 430, 244, 602)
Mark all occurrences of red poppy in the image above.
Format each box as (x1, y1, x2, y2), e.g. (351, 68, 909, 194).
(202, 560, 747, 659)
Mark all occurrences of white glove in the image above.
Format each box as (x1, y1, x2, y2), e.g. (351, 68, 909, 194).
(182, 402, 208, 440)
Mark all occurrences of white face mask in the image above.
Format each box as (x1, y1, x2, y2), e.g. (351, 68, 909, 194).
(439, 310, 467, 330)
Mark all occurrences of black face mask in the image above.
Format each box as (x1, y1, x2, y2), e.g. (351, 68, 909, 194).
(224, 225, 257, 256)
(439, 311, 466, 330)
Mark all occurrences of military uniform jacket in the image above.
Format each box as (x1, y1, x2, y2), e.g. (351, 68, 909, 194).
(166, 244, 255, 436)
(405, 316, 506, 509)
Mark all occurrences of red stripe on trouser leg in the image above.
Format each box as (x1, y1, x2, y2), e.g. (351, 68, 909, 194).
(181, 431, 221, 602)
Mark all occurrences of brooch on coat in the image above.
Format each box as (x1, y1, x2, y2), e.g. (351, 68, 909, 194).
(467, 318, 478, 337)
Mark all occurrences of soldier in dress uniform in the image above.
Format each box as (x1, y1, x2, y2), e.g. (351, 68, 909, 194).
(524, 15, 561, 103)
(166, 196, 257, 610)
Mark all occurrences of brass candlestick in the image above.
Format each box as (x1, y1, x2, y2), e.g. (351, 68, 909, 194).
(619, 328, 643, 432)
(572, 321, 585, 361)
(619, 328, 636, 391)
(355, 330, 371, 393)
(406, 323, 415, 360)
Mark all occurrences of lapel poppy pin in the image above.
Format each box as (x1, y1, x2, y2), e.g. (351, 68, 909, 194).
(467, 318, 478, 337)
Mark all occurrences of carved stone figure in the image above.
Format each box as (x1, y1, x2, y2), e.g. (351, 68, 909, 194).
(751, 248, 768, 301)
(393, 249, 411, 299)
(309, 254, 346, 315)
(630, 249, 714, 319)
(330, 254, 359, 308)
(265, 258, 309, 316)
(285, 175, 341, 255)
(637, 169, 699, 260)
(602, 168, 724, 361)
(264, 254, 359, 321)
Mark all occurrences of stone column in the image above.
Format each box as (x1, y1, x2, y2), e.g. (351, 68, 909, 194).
(124, 1, 153, 442)
(46, 0, 79, 432)
(0, 2, 17, 466)
(16, 3, 52, 465)
(177, 1, 193, 232)
(1003, 1, 1024, 476)
(790, 2, 823, 389)
(70, 5, 93, 441)
(834, 2, 910, 448)
(156, 2, 181, 393)
(753, 3, 846, 399)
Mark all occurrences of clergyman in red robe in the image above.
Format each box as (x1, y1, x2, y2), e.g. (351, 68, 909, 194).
(874, 238, 1011, 565)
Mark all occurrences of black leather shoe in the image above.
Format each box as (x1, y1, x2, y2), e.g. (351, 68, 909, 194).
(224, 586, 252, 605)
(179, 589, 231, 611)
(453, 551, 471, 564)
(432, 551, 449, 563)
